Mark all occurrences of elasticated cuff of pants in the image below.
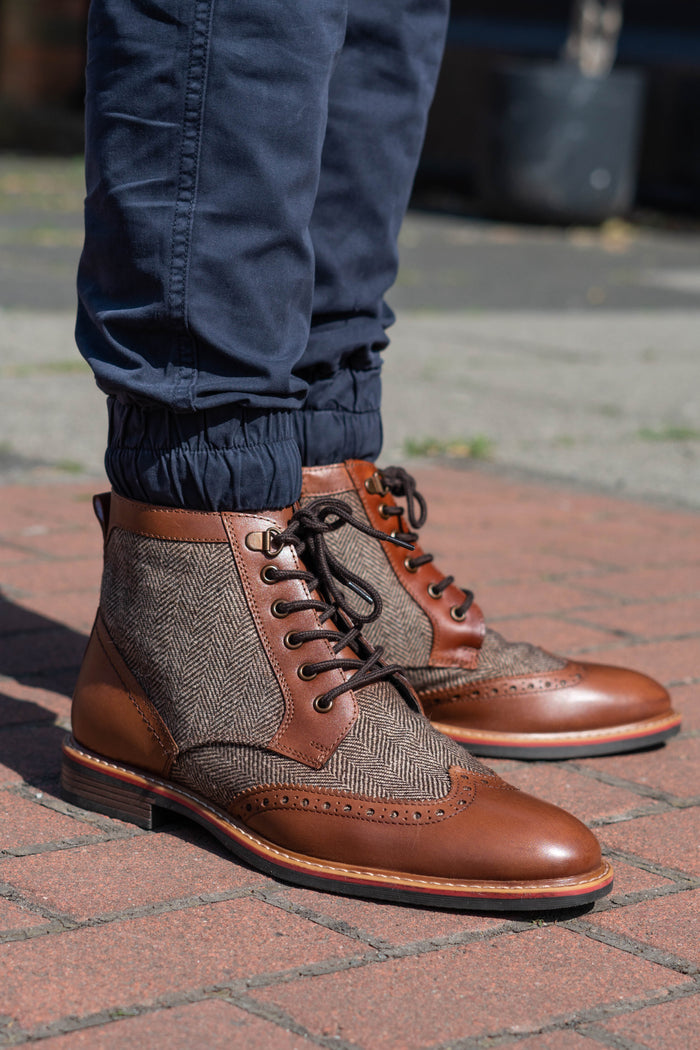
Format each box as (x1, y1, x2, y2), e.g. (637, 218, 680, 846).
(105, 399, 302, 511)
(294, 364, 383, 466)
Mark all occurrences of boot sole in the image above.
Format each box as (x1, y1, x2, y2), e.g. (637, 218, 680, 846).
(432, 711, 682, 760)
(61, 736, 612, 912)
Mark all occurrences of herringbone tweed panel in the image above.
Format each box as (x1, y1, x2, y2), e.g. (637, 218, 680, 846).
(172, 680, 488, 805)
(408, 628, 568, 695)
(304, 488, 434, 666)
(100, 529, 285, 748)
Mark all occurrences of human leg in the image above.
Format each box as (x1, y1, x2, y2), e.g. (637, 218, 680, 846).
(291, 0, 450, 467)
(77, 0, 348, 510)
(290, 2, 679, 758)
(67, 0, 612, 909)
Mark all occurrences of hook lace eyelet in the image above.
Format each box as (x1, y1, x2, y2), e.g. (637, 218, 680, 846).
(427, 583, 442, 599)
(245, 527, 282, 555)
(313, 695, 334, 713)
(364, 473, 388, 496)
(298, 664, 318, 681)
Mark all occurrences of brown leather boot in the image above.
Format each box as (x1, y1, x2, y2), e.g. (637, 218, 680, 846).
(301, 460, 681, 760)
(62, 490, 611, 910)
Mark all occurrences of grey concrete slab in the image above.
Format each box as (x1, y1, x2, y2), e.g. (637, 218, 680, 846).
(1, 156, 699, 507)
(381, 310, 700, 508)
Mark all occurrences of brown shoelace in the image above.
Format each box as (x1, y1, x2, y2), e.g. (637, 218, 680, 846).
(379, 465, 475, 620)
(259, 497, 414, 712)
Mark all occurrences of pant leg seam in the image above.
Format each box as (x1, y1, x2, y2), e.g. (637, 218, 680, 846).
(167, 0, 216, 410)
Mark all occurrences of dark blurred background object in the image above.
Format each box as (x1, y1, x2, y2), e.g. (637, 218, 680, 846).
(421, 0, 700, 217)
(0, 0, 88, 153)
(476, 2, 647, 224)
(0, 1, 699, 215)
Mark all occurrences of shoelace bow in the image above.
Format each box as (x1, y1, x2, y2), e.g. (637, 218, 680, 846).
(261, 497, 412, 711)
(379, 465, 475, 619)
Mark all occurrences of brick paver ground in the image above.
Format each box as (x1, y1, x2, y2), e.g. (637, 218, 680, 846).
(1, 466, 698, 1049)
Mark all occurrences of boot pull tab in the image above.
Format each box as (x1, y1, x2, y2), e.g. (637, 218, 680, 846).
(92, 493, 112, 541)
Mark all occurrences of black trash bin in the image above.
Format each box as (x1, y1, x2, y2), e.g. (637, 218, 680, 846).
(479, 62, 645, 224)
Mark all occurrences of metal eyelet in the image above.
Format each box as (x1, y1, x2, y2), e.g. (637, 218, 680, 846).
(260, 565, 278, 583)
(378, 503, 392, 519)
(427, 583, 442, 599)
(313, 695, 334, 713)
(404, 556, 418, 573)
(284, 631, 303, 650)
(450, 605, 468, 622)
(270, 599, 289, 618)
(298, 664, 318, 681)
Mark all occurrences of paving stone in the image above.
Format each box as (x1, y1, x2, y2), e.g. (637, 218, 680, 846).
(507, 1032, 597, 1050)
(485, 615, 618, 655)
(577, 737, 700, 800)
(0, 897, 48, 934)
(0, 559, 101, 600)
(3, 898, 359, 1030)
(3, 829, 277, 920)
(8, 526, 102, 561)
(27, 1001, 316, 1049)
(587, 890, 700, 968)
(485, 763, 658, 825)
(0, 680, 71, 724)
(598, 994, 700, 1050)
(605, 860, 677, 900)
(0, 790, 99, 852)
(571, 639, 700, 687)
(474, 581, 594, 619)
(13, 592, 95, 635)
(268, 886, 507, 947)
(0, 627, 87, 678)
(256, 927, 690, 1050)
(669, 684, 700, 733)
(597, 809, 700, 878)
(581, 597, 700, 641)
(0, 723, 65, 786)
(576, 566, 700, 603)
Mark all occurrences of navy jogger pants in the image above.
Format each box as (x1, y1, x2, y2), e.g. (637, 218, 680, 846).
(76, 0, 449, 509)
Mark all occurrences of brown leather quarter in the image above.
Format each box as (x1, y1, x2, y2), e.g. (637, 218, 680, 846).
(343, 459, 486, 667)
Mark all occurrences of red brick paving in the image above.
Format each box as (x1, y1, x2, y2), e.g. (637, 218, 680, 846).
(34, 1001, 318, 1050)
(256, 928, 689, 1050)
(605, 860, 676, 899)
(508, 1034, 599, 1050)
(488, 614, 618, 654)
(3, 830, 276, 920)
(573, 639, 699, 687)
(669, 683, 700, 732)
(597, 809, 700, 877)
(268, 886, 508, 946)
(0, 897, 48, 934)
(487, 761, 663, 825)
(1, 470, 698, 1047)
(3, 899, 359, 1029)
(0, 790, 100, 852)
(598, 995, 700, 1049)
(577, 737, 700, 800)
(587, 890, 700, 967)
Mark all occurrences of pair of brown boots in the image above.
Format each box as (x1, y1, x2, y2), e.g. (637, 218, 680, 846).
(62, 460, 680, 911)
